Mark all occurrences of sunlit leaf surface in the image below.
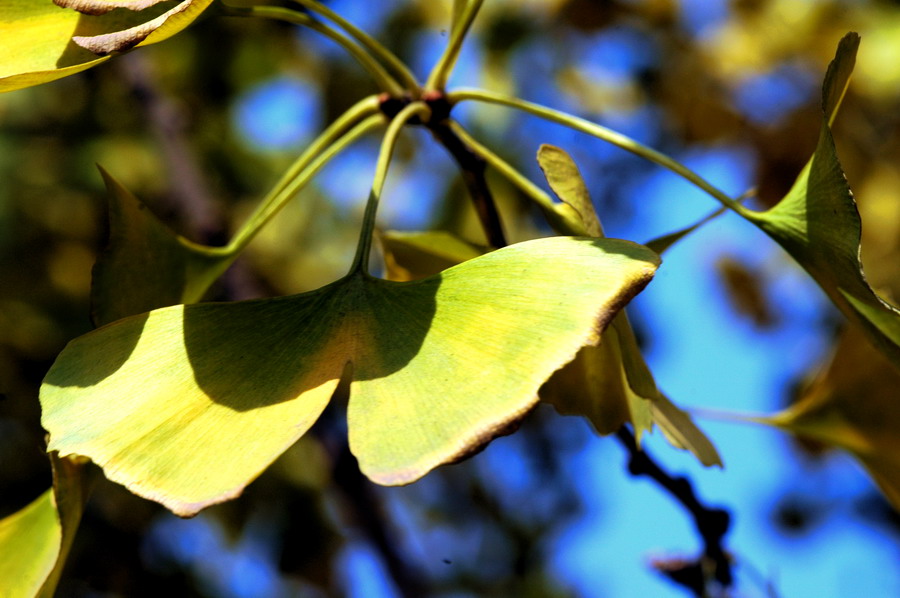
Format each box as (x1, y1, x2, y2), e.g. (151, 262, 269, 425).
(41, 237, 658, 516)
(0, 491, 59, 597)
(743, 32, 900, 371)
(0, 455, 90, 598)
(0, 0, 213, 92)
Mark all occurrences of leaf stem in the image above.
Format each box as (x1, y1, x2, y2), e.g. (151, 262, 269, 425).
(350, 101, 431, 274)
(425, 0, 485, 91)
(227, 4, 404, 96)
(289, 0, 421, 94)
(447, 88, 752, 217)
(451, 0, 467, 32)
(227, 96, 383, 254)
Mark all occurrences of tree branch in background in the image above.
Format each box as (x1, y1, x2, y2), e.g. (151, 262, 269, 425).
(615, 427, 733, 596)
(330, 441, 430, 598)
(117, 52, 226, 246)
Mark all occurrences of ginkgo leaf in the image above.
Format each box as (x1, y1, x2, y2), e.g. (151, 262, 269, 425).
(0, 0, 213, 92)
(91, 166, 232, 326)
(741, 32, 900, 371)
(536, 143, 603, 237)
(41, 236, 659, 517)
(0, 455, 91, 598)
(536, 144, 722, 466)
(752, 325, 900, 510)
(0, 491, 60, 597)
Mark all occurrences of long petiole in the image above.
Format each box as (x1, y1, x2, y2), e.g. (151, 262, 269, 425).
(350, 102, 431, 274)
(227, 5, 404, 96)
(451, 0, 467, 32)
(448, 122, 585, 235)
(447, 88, 751, 217)
(227, 100, 383, 254)
(425, 0, 485, 91)
(289, 0, 421, 94)
(234, 115, 384, 255)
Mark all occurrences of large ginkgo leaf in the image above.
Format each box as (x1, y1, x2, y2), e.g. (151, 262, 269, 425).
(535, 144, 721, 466)
(92, 166, 232, 326)
(0, 455, 90, 598)
(41, 236, 659, 517)
(0, 0, 214, 92)
(741, 32, 900, 371)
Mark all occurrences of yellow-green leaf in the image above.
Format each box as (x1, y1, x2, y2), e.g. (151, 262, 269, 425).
(92, 166, 232, 326)
(537, 143, 602, 237)
(0, 0, 213, 92)
(742, 32, 900, 371)
(41, 236, 659, 516)
(0, 491, 59, 597)
(0, 455, 91, 598)
(535, 145, 721, 466)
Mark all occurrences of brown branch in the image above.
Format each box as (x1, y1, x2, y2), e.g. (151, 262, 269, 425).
(616, 427, 733, 595)
(428, 118, 507, 248)
(380, 93, 508, 248)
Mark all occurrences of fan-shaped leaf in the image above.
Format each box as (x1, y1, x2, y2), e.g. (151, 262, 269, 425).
(41, 236, 658, 516)
(536, 143, 603, 237)
(742, 32, 900, 371)
(54, 0, 172, 15)
(0, 0, 213, 92)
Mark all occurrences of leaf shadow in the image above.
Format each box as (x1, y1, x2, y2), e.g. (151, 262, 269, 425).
(180, 274, 439, 411)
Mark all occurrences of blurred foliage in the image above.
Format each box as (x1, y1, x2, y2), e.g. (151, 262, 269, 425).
(1, 0, 899, 596)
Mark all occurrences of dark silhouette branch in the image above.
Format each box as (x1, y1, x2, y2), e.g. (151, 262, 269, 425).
(616, 427, 733, 596)
(330, 441, 429, 598)
(428, 118, 508, 248)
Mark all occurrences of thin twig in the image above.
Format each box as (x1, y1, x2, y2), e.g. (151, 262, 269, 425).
(616, 427, 733, 596)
